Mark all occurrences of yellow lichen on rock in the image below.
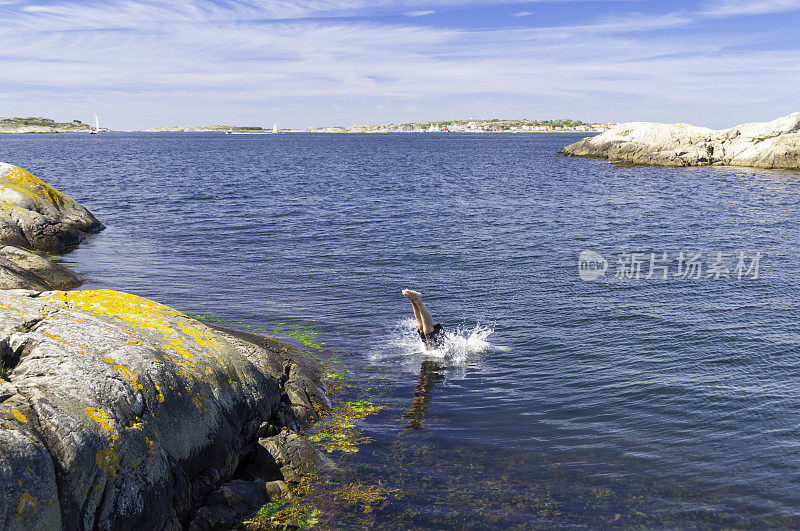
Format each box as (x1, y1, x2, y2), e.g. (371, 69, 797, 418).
(16, 493, 37, 521)
(42, 290, 226, 365)
(0, 287, 326, 529)
(112, 364, 143, 390)
(43, 289, 183, 329)
(41, 289, 232, 387)
(0, 164, 72, 210)
(95, 448, 119, 479)
(85, 407, 117, 440)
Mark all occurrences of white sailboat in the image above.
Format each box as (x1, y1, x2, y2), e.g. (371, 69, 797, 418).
(272, 122, 278, 134)
(90, 109, 99, 134)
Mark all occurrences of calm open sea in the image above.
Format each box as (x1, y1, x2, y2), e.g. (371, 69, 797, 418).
(2, 132, 800, 528)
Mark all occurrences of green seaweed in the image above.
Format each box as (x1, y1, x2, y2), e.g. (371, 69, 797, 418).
(251, 500, 289, 519)
(308, 399, 383, 454)
(244, 500, 320, 529)
(269, 322, 324, 350)
(184, 312, 326, 353)
(186, 312, 234, 325)
(331, 481, 402, 514)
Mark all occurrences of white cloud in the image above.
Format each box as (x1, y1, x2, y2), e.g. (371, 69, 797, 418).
(701, 0, 800, 16)
(405, 9, 435, 16)
(513, 11, 533, 17)
(0, 0, 797, 129)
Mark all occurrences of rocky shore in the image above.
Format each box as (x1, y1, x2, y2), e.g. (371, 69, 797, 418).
(0, 163, 331, 529)
(560, 112, 800, 169)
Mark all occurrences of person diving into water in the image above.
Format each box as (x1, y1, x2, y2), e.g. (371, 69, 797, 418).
(402, 289, 445, 349)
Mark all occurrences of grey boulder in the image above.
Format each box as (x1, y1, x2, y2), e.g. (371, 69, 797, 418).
(0, 245, 82, 290)
(0, 162, 103, 252)
(0, 288, 328, 529)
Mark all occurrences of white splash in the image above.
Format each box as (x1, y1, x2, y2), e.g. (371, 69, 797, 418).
(378, 317, 500, 366)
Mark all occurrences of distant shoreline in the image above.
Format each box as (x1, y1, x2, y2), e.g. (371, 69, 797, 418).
(0, 129, 600, 135)
(144, 119, 610, 134)
(0, 116, 612, 134)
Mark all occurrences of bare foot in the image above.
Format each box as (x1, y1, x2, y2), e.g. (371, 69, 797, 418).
(402, 289, 422, 301)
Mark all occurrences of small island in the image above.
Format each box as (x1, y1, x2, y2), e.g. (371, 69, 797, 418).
(560, 112, 800, 170)
(0, 117, 98, 134)
(142, 125, 273, 132)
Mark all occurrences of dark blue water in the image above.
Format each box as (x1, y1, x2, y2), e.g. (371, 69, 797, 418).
(2, 132, 800, 527)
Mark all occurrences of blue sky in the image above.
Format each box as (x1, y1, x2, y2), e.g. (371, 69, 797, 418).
(0, 0, 798, 129)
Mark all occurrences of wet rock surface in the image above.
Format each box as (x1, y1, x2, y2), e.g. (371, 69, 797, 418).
(560, 112, 800, 169)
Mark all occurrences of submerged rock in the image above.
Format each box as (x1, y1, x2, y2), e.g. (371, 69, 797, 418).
(0, 289, 328, 529)
(0, 163, 103, 252)
(560, 112, 800, 169)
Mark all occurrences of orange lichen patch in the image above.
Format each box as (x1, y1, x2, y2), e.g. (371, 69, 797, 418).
(127, 339, 143, 346)
(16, 493, 37, 521)
(113, 365, 143, 390)
(85, 407, 117, 440)
(0, 165, 72, 208)
(95, 448, 119, 479)
(11, 409, 28, 423)
(102, 356, 114, 364)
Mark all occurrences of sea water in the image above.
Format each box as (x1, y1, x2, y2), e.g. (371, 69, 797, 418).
(2, 131, 800, 527)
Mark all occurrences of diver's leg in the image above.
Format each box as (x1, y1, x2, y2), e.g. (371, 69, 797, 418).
(403, 290, 426, 333)
(410, 302, 425, 333)
(403, 290, 434, 336)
